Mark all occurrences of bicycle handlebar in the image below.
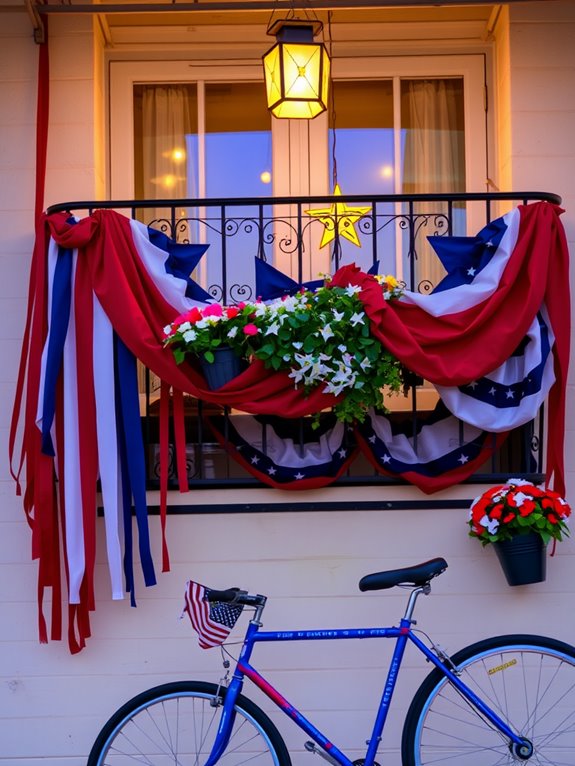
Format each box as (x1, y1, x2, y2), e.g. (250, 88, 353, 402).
(206, 588, 267, 608)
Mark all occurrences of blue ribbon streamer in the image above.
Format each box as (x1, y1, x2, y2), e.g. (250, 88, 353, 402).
(41, 246, 73, 456)
(114, 334, 157, 599)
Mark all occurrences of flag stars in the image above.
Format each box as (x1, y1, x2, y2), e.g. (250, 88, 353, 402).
(381, 454, 391, 464)
(338, 448, 347, 458)
(250, 455, 260, 465)
(368, 435, 377, 444)
(458, 454, 469, 465)
(267, 467, 277, 476)
(468, 381, 479, 390)
(294, 472, 305, 480)
(488, 386, 497, 396)
(467, 267, 476, 277)
(506, 389, 515, 399)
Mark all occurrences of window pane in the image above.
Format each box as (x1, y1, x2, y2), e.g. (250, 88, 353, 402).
(205, 82, 272, 197)
(328, 80, 396, 274)
(204, 83, 272, 302)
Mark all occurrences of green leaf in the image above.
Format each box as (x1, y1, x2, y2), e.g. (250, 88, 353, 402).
(203, 350, 215, 364)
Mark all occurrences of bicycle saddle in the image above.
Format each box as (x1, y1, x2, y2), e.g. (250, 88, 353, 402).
(359, 558, 448, 591)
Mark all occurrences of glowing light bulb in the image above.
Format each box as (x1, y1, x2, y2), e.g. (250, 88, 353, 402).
(380, 165, 393, 179)
(260, 170, 272, 184)
(171, 148, 186, 163)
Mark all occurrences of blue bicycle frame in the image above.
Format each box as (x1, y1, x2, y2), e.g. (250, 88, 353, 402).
(204, 614, 527, 766)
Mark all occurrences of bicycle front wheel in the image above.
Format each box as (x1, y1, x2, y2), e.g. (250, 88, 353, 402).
(87, 680, 291, 766)
(402, 634, 575, 766)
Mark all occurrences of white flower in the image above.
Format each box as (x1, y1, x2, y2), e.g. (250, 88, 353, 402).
(319, 325, 334, 341)
(479, 514, 499, 535)
(288, 368, 306, 385)
(350, 312, 365, 327)
(265, 322, 280, 336)
(293, 342, 303, 350)
(178, 321, 192, 332)
(163, 325, 173, 336)
(227, 326, 239, 339)
(338, 344, 348, 354)
(195, 318, 210, 330)
(507, 478, 532, 487)
(513, 491, 531, 507)
(182, 329, 197, 343)
(344, 285, 362, 297)
(359, 357, 372, 371)
(332, 309, 345, 322)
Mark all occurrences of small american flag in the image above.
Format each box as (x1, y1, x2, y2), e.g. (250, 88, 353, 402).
(183, 581, 244, 649)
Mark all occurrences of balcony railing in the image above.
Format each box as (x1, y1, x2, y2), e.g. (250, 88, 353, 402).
(47, 191, 560, 507)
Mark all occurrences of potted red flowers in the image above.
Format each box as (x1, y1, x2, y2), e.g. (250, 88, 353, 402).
(468, 478, 571, 586)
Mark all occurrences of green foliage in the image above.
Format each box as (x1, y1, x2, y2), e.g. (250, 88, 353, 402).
(164, 274, 407, 425)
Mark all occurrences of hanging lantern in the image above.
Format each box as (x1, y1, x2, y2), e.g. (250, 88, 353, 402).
(263, 19, 330, 119)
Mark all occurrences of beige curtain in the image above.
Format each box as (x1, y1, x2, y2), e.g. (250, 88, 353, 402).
(402, 79, 465, 290)
(141, 84, 194, 203)
(138, 85, 195, 400)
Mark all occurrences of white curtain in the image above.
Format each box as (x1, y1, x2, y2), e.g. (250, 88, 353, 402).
(403, 79, 465, 290)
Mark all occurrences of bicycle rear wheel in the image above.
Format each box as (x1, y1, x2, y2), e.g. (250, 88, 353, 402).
(401, 634, 575, 766)
(87, 680, 291, 766)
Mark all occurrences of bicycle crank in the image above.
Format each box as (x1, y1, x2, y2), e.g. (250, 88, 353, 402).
(304, 741, 340, 766)
(353, 760, 381, 766)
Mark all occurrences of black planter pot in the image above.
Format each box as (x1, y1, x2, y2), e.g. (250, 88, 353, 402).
(199, 346, 247, 390)
(493, 532, 547, 586)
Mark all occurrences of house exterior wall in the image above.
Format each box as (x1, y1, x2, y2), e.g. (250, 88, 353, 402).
(0, 2, 574, 764)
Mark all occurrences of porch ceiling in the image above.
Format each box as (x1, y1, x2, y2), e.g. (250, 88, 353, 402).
(14, 0, 503, 49)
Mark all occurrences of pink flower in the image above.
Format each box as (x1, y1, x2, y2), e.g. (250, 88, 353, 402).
(243, 323, 259, 336)
(202, 303, 224, 318)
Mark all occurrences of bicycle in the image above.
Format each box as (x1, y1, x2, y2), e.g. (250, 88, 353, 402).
(87, 557, 575, 765)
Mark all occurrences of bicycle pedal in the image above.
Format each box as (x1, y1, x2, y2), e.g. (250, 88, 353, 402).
(353, 761, 381, 766)
(304, 741, 340, 766)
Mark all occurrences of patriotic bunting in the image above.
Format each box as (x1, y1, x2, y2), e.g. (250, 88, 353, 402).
(208, 413, 358, 490)
(9, 201, 570, 651)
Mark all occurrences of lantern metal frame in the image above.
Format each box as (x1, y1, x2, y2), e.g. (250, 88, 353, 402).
(262, 18, 330, 119)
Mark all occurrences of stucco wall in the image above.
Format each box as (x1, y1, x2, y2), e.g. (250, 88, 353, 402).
(1, 3, 574, 765)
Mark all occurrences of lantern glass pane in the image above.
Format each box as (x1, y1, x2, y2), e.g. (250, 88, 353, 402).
(281, 43, 322, 99)
(263, 44, 282, 108)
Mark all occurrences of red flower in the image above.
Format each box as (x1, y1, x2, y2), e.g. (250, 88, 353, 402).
(506, 492, 518, 508)
(226, 306, 240, 319)
(548, 513, 559, 525)
(490, 503, 504, 520)
(502, 512, 515, 524)
(243, 323, 259, 336)
(518, 499, 536, 517)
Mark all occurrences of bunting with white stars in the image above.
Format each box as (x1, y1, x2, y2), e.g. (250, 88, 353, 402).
(355, 403, 508, 494)
(208, 413, 358, 490)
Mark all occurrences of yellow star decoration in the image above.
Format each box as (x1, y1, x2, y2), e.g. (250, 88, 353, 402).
(305, 184, 372, 249)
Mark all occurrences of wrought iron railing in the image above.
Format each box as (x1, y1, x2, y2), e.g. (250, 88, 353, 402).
(47, 191, 560, 504)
